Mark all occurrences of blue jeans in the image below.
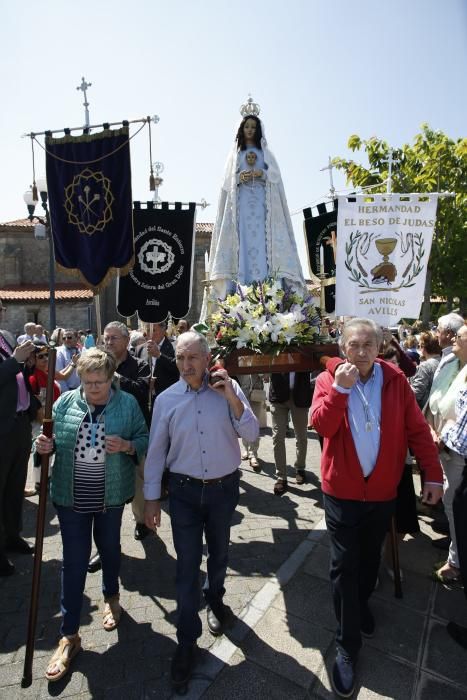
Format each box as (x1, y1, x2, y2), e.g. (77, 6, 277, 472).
(55, 504, 124, 636)
(168, 471, 240, 645)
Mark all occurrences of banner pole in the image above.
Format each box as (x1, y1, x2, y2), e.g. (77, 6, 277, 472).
(95, 294, 102, 344)
(21, 349, 57, 687)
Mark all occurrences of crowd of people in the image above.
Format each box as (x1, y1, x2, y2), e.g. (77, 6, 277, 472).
(0, 306, 466, 696)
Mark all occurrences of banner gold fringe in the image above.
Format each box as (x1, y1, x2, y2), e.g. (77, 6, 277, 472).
(56, 256, 134, 295)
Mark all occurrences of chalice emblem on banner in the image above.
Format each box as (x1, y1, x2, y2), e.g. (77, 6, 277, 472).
(370, 237, 397, 285)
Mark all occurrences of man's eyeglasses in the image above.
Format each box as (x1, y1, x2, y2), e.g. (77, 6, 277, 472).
(64, 335, 76, 340)
(82, 380, 110, 388)
(36, 353, 48, 360)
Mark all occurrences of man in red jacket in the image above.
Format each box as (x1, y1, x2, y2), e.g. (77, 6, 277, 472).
(311, 317, 443, 698)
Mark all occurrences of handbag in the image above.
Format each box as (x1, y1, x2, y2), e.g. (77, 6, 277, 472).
(250, 388, 266, 402)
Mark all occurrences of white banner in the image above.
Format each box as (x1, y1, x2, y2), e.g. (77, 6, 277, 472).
(335, 194, 438, 324)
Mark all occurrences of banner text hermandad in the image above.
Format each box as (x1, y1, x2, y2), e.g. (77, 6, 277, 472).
(117, 202, 196, 323)
(335, 194, 438, 324)
(45, 127, 134, 291)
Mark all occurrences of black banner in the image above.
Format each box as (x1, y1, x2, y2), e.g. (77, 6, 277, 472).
(45, 126, 133, 291)
(117, 202, 196, 322)
(303, 201, 337, 313)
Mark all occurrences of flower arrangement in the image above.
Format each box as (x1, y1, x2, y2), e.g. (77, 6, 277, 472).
(211, 278, 321, 358)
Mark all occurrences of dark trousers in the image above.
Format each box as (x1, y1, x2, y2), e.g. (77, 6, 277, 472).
(0, 414, 31, 552)
(324, 493, 395, 658)
(168, 470, 240, 645)
(55, 505, 124, 636)
(453, 461, 467, 602)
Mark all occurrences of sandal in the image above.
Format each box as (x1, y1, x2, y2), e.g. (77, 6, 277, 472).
(45, 634, 81, 682)
(249, 456, 261, 472)
(103, 594, 122, 631)
(273, 479, 288, 496)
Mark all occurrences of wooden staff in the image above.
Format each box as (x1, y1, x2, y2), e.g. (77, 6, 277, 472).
(22, 348, 57, 688)
(94, 294, 102, 343)
(147, 323, 155, 414)
(389, 515, 403, 598)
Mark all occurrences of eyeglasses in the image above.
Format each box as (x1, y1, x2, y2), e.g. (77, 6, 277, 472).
(36, 353, 48, 360)
(64, 335, 76, 340)
(455, 333, 467, 341)
(82, 380, 110, 388)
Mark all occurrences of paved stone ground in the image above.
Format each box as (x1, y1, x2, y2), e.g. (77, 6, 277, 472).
(1, 419, 466, 699)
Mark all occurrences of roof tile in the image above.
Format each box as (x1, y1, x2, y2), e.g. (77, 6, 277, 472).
(0, 284, 94, 302)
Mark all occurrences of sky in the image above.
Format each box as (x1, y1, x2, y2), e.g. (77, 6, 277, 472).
(1, 0, 466, 278)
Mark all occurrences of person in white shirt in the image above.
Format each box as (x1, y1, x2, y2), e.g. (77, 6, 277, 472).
(433, 313, 464, 379)
(17, 322, 36, 344)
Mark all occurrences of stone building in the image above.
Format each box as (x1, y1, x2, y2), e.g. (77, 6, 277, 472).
(0, 218, 213, 337)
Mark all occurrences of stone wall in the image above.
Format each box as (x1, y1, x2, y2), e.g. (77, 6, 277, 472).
(3, 301, 91, 338)
(0, 220, 213, 337)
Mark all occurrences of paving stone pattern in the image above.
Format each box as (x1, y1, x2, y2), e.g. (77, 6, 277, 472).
(1, 422, 466, 699)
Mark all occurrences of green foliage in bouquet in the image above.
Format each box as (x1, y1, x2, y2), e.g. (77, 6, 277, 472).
(211, 279, 320, 358)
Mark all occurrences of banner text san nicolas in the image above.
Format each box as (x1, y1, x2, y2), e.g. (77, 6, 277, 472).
(335, 194, 438, 324)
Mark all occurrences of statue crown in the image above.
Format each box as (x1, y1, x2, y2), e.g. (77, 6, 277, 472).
(240, 95, 260, 117)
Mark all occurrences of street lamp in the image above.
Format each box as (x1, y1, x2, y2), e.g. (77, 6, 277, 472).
(23, 178, 56, 331)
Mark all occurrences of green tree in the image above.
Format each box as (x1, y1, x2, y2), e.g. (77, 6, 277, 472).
(333, 125, 467, 321)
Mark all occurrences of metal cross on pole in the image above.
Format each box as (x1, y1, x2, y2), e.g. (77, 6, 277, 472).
(320, 156, 336, 198)
(76, 76, 92, 129)
(152, 161, 164, 204)
(382, 147, 398, 194)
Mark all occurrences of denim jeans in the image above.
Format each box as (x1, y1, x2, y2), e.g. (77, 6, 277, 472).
(168, 470, 240, 645)
(55, 504, 124, 636)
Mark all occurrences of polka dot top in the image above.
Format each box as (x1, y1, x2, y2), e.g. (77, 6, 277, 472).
(73, 405, 106, 513)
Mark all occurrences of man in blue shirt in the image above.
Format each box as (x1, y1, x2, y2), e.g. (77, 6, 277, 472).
(144, 330, 258, 692)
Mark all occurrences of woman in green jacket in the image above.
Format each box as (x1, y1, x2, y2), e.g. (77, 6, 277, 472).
(36, 348, 149, 682)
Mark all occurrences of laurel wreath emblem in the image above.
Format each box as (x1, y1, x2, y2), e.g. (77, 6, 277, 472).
(344, 230, 425, 291)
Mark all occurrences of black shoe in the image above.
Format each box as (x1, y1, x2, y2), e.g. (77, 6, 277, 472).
(360, 605, 375, 638)
(206, 603, 231, 636)
(331, 651, 356, 698)
(5, 537, 34, 554)
(171, 643, 197, 690)
(447, 621, 467, 649)
(0, 553, 15, 576)
(134, 522, 151, 540)
(296, 470, 306, 485)
(88, 552, 102, 573)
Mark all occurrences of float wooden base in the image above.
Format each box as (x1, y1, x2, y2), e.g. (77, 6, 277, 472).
(224, 343, 339, 375)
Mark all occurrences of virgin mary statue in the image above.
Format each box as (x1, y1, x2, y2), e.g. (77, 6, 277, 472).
(205, 97, 305, 308)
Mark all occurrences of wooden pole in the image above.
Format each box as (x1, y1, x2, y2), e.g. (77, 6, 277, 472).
(95, 294, 102, 344)
(390, 515, 403, 598)
(22, 348, 57, 687)
(147, 323, 155, 414)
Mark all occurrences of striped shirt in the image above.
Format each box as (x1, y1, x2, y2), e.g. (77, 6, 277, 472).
(73, 406, 106, 513)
